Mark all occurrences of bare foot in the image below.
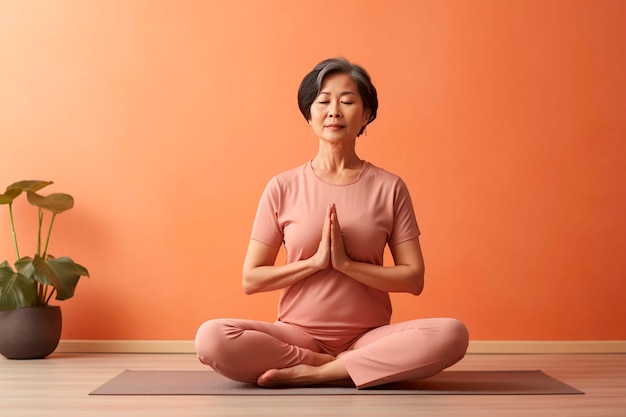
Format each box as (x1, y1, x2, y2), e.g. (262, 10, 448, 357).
(257, 364, 319, 387)
(257, 360, 354, 388)
(307, 351, 335, 366)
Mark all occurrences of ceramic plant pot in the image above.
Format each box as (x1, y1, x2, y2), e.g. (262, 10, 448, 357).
(0, 305, 62, 359)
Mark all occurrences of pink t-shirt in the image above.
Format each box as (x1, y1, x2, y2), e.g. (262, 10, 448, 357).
(250, 161, 420, 341)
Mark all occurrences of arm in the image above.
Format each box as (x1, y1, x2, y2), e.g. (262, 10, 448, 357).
(242, 204, 333, 294)
(330, 208, 425, 295)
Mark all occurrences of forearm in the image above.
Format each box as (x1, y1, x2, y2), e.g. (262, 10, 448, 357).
(242, 257, 323, 295)
(243, 210, 332, 295)
(334, 259, 424, 295)
(329, 209, 424, 295)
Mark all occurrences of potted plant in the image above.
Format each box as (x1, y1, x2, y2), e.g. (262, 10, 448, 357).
(0, 180, 89, 359)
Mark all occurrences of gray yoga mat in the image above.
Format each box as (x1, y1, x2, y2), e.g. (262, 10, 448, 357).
(90, 370, 583, 395)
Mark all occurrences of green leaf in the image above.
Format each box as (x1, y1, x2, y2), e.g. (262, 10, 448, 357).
(1, 180, 53, 204)
(31, 255, 89, 301)
(15, 256, 34, 276)
(0, 188, 22, 204)
(7, 180, 53, 193)
(31, 254, 63, 289)
(27, 191, 74, 214)
(0, 263, 37, 311)
(47, 257, 89, 300)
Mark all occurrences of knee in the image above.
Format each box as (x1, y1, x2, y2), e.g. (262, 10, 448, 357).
(441, 318, 470, 358)
(194, 319, 238, 366)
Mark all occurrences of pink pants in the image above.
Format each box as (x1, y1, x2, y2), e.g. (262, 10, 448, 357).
(195, 318, 469, 388)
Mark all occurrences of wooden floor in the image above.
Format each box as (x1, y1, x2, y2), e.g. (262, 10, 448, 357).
(1, 353, 624, 416)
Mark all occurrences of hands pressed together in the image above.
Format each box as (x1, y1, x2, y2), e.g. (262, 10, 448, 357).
(243, 201, 424, 295)
(312, 204, 351, 273)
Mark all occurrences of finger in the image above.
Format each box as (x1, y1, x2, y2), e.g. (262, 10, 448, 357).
(324, 205, 332, 232)
(330, 212, 337, 229)
(321, 207, 332, 253)
(330, 204, 340, 227)
(330, 215, 343, 250)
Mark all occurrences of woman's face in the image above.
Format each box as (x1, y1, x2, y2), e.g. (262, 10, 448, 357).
(309, 72, 369, 143)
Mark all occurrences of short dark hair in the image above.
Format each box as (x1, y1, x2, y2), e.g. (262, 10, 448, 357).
(297, 57, 378, 136)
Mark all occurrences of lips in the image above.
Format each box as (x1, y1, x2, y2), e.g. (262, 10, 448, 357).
(325, 124, 345, 128)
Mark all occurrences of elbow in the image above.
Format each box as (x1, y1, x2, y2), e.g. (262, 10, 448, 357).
(409, 268, 425, 296)
(242, 282, 254, 295)
(242, 282, 257, 295)
(241, 272, 258, 295)
(410, 279, 424, 296)
(242, 281, 260, 296)
(242, 264, 271, 295)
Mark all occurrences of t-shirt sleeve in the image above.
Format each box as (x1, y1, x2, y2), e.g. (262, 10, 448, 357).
(388, 178, 421, 246)
(250, 177, 284, 246)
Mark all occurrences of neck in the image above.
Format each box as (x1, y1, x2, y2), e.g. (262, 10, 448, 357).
(312, 143, 361, 173)
(310, 144, 364, 185)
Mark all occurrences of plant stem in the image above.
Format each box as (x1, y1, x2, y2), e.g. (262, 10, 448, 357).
(8, 203, 20, 260)
(42, 212, 57, 259)
(36, 282, 43, 305)
(37, 209, 43, 256)
(45, 288, 56, 305)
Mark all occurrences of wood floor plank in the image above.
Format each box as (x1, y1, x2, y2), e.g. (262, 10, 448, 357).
(1, 353, 624, 416)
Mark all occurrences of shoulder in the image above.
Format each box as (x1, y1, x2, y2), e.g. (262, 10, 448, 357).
(363, 162, 406, 187)
(273, 163, 308, 183)
(262, 162, 309, 194)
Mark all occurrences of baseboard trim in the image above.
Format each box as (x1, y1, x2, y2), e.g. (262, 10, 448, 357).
(57, 340, 196, 353)
(466, 340, 626, 354)
(56, 339, 626, 354)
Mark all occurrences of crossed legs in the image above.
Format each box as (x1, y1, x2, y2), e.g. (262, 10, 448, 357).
(194, 319, 333, 384)
(195, 317, 469, 388)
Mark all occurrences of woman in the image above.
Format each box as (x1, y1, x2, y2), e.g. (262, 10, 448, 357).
(195, 57, 469, 389)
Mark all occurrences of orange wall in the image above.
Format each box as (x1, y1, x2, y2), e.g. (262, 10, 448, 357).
(1, 0, 624, 341)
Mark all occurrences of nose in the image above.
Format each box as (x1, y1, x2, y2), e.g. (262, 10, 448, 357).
(327, 102, 341, 118)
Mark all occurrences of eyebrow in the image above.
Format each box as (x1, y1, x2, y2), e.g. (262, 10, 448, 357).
(318, 91, 357, 96)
